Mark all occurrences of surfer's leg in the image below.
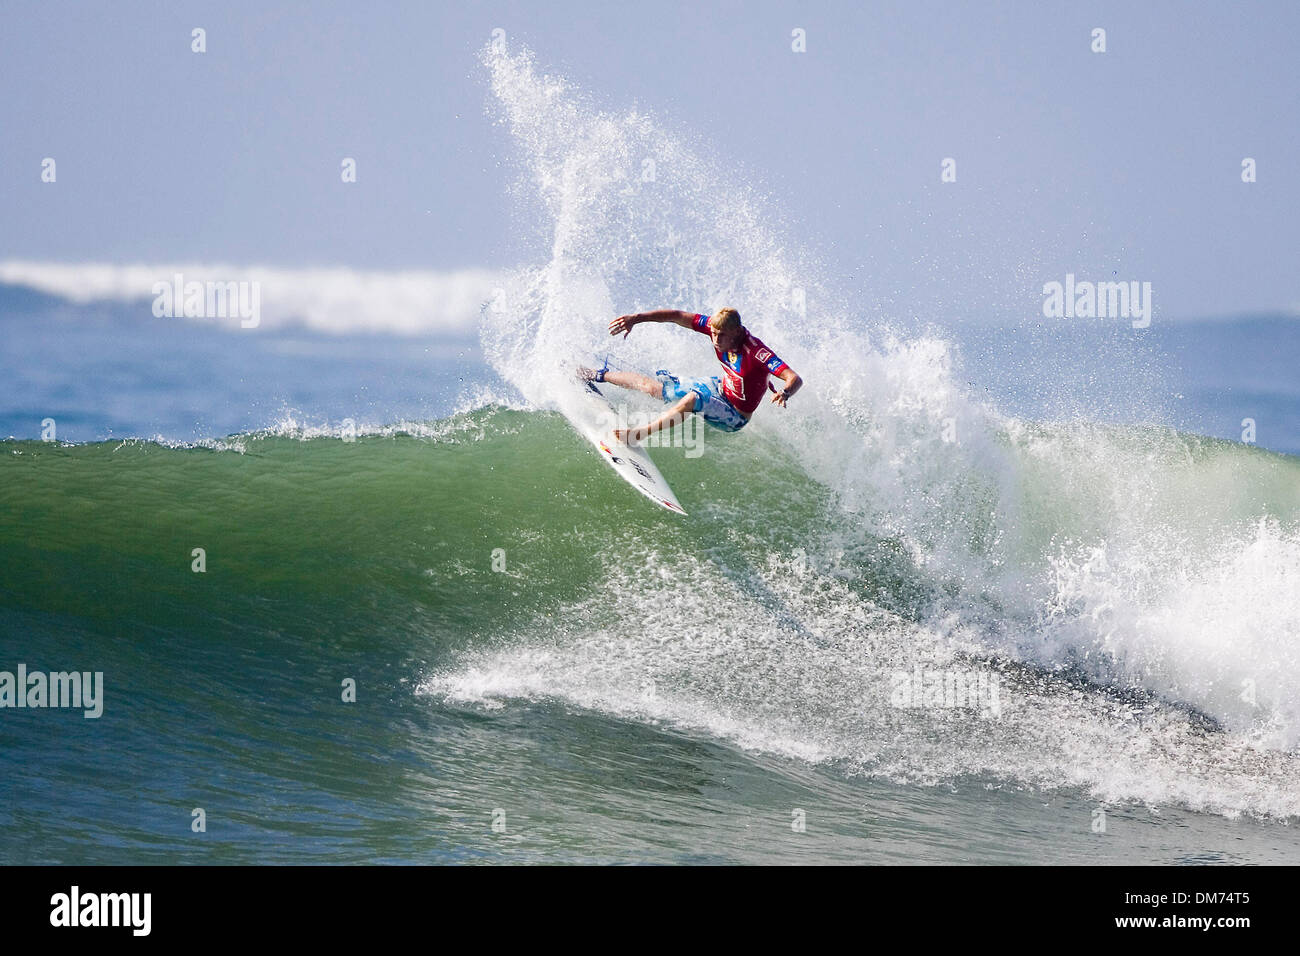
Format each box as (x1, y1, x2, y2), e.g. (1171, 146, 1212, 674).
(602, 370, 663, 398)
(615, 393, 695, 443)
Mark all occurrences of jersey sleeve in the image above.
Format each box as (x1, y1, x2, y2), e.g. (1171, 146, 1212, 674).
(747, 336, 789, 376)
(692, 313, 711, 334)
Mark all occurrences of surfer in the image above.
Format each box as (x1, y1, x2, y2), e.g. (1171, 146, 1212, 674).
(579, 308, 802, 443)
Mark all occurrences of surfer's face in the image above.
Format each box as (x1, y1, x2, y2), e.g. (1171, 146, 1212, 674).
(711, 324, 744, 353)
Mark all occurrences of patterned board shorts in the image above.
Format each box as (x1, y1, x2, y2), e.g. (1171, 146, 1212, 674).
(655, 370, 749, 432)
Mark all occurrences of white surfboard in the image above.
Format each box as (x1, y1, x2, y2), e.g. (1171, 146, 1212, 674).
(560, 376, 687, 514)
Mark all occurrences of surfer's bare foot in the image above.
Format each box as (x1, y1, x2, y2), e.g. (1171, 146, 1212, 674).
(579, 358, 611, 383)
(613, 427, 643, 444)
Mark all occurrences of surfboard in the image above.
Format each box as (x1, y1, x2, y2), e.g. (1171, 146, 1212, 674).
(561, 376, 687, 514)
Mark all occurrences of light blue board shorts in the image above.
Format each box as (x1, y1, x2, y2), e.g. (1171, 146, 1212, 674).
(655, 370, 748, 432)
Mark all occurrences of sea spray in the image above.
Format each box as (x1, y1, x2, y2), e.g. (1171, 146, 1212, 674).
(463, 40, 1300, 811)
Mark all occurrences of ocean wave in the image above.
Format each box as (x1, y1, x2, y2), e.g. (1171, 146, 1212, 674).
(0, 260, 506, 336)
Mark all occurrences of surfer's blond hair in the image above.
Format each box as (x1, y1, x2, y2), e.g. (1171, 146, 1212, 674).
(708, 308, 742, 332)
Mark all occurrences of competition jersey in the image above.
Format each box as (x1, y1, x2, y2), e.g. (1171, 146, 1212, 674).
(692, 313, 789, 417)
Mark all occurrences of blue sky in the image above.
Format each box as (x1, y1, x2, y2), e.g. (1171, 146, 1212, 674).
(2, 0, 1297, 321)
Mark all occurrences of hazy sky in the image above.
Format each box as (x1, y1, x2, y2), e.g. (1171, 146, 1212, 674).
(2, 0, 1297, 321)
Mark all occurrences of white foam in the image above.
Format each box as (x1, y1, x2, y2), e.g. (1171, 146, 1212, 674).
(1039, 516, 1300, 748)
(0, 260, 506, 336)
(421, 532, 1300, 819)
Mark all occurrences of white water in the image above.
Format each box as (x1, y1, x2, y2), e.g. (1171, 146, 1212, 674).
(430, 42, 1300, 820)
(0, 260, 501, 335)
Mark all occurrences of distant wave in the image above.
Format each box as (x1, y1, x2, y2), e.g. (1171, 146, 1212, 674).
(0, 260, 508, 336)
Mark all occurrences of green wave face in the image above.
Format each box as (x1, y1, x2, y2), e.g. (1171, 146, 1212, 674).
(0, 410, 826, 654)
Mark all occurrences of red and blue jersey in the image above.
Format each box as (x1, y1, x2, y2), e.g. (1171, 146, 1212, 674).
(692, 314, 789, 417)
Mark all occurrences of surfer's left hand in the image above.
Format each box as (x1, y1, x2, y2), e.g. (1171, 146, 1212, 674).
(609, 314, 638, 338)
(770, 388, 789, 407)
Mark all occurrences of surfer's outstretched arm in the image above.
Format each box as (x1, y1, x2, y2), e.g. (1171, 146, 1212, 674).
(608, 310, 697, 338)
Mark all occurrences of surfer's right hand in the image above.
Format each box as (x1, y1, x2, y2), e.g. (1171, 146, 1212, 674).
(609, 314, 638, 338)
